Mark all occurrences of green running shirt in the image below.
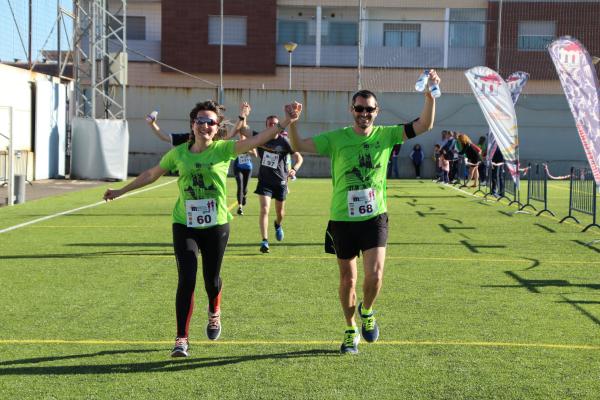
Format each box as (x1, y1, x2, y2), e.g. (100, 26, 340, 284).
(159, 140, 237, 228)
(313, 125, 405, 221)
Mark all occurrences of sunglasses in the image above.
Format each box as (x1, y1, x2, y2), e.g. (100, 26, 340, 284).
(194, 116, 218, 126)
(352, 105, 377, 113)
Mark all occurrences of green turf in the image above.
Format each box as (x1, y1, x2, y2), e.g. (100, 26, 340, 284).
(1, 177, 599, 399)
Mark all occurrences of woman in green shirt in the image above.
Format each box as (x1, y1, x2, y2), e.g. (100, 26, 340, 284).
(104, 100, 300, 357)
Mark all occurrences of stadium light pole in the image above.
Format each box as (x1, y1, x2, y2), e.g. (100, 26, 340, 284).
(284, 42, 297, 90)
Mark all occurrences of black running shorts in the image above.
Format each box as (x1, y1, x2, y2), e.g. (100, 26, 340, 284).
(325, 213, 388, 259)
(254, 181, 287, 201)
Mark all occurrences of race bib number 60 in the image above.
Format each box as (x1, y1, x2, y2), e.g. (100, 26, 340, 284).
(347, 188, 377, 217)
(186, 199, 217, 228)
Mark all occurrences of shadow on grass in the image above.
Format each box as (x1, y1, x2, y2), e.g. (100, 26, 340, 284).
(533, 223, 556, 233)
(0, 349, 160, 366)
(573, 240, 600, 253)
(557, 295, 600, 326)
(459, 240, 506, 254)
(0, 349, 338, 375)
(482, 271, 600, 294)
(440, 224, 475, 233)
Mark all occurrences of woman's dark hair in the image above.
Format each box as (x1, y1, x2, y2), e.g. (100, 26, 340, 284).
(188, 100, 226, 143)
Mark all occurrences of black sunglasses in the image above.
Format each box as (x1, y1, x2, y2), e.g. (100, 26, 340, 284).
(194, 116, 218, 126)
(352, 105, 377, 113)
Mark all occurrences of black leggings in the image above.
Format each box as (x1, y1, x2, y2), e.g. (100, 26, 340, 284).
(234, 167, 251, 205)
(172, 223, 230, 338)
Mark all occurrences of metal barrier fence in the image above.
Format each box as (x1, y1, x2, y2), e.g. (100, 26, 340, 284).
(503, 165, 521, 207)
(472, 161, 486, 196)
(519, 163, 554, 216)
(560, 167, 599, 232)
(454, 157, 468, 188)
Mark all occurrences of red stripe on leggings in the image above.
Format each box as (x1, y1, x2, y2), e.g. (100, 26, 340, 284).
(184, 292, 195, 337)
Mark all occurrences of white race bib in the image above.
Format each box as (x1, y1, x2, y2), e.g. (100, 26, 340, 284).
(261, 151, 279, 169)
(347, 188, 378, 218)
(186, 199, 217, 228)
(237, 154, 251, 164)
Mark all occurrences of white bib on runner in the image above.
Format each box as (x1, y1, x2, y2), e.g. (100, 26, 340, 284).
(347, 188, 378, 218)
(261, 151, 279, 169)
(237, 154, 251, 164)
(185, 199, 217, 228)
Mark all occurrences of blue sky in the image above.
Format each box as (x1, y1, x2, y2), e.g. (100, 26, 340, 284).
(0, 0, 73, 63)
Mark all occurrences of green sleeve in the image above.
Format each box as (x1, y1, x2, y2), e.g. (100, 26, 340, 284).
(312, 132, 331, 156)
(217, 140, 237, 161)
(391, 125, 405, 145)
(159, 147, 177, 171)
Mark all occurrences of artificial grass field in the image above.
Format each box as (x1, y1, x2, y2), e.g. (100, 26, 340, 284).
(1, 177, 599, 399)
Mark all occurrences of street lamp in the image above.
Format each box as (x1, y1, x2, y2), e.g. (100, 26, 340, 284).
(284, 41, 298, 90)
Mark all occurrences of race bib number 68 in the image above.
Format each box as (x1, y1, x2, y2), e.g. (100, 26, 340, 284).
(347, 188, 377, 217)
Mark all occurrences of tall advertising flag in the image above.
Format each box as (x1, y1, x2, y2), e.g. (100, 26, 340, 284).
(465, 66, 520, 186)
(548, 36, 600, 186)
(487, 72, 530, 159)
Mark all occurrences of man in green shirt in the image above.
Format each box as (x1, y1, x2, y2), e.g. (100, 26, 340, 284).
(288, 70, 440, 354)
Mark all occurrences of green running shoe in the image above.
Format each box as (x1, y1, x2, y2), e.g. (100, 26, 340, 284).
(358, 302, 380, 343)
(339, 328, 360, 354)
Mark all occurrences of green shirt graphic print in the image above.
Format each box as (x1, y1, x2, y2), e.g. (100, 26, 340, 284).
(160, 140, 237, 228)
(313, 125, 405, 221)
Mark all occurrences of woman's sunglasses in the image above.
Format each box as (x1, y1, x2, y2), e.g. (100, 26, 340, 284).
(352, 105, 377, 113)
(194, 116, 218, 126)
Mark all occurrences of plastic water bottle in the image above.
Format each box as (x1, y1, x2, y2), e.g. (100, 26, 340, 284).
(428, 79, 441, 98)
(146, 109, 159, 122)
(415, 70, 429, 92)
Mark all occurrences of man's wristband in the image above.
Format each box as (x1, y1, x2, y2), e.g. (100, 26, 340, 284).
(238, 116, 245, 121)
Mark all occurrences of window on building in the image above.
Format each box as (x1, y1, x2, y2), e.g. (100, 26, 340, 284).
(109, 16, 146, 41)
(208, 16, 247, 46)
(383, 24, 420, 48)
(518, 21, 555, 50)
(323, 22, 357, 46)
(278, 20, 311, 45)
(449, 9, 486, 48)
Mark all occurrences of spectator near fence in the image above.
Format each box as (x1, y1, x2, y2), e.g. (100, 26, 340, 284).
(387, 144, 401, 179)
(457, 133, 482, 187)
(410, 144, 424, 179)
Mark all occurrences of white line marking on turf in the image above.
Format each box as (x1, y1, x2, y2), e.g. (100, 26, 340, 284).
(1, 339, 599, 351)
(0, 179, 176, 234)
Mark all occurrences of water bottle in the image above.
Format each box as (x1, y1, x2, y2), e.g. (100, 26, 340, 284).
(415, 70, 429, 92)
(146, 109, 159, 123)
(428, 79, 442, 98)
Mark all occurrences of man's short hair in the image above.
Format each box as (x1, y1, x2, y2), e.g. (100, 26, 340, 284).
(265, 115, 278, 122)
(351, 90, 378, 106)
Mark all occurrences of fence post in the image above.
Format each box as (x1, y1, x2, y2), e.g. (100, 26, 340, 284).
(559, 167, 579, 224)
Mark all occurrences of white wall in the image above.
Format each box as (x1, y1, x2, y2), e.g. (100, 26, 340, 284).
(125, 87, 586, 177)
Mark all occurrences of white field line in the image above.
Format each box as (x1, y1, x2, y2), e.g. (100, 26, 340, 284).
(0, 179, 176, 235)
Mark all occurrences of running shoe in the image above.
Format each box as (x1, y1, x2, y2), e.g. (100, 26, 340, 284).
(274, 222, 284, 241)
(339, 328, 360, 354)
(207, 311, 221, 340)
(237, 206, 243, 216)
(171, 337, 189, 357)
(358, 302, 380, 343)
(260, 240, 270, 253)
